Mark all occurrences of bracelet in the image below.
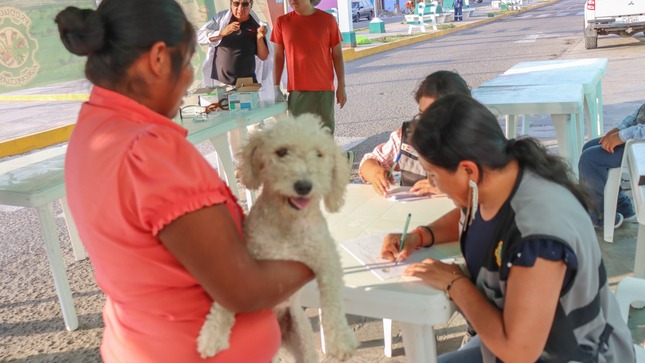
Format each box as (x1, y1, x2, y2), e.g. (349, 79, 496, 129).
(412, 229, 424, 250)
(417, 225, 435, 248)
(445, 275, 467, 301)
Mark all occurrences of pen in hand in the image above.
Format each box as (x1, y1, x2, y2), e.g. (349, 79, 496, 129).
(387, 151, 403, 180)
(394, 213, 412, 266)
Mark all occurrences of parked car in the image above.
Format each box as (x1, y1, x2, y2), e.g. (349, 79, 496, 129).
(584, 0, 645, 49)
(352, 0, 374, 21)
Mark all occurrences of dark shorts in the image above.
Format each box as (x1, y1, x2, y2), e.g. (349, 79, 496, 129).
(287, 90, 335, 134)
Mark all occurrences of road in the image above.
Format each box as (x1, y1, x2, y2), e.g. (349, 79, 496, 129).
(335, 0, 645, 167)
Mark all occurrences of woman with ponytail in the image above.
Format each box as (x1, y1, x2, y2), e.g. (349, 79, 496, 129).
(380, 95, 634, 363)
(56, 1, 312, 362)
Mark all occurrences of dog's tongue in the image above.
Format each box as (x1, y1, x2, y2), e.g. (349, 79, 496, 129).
(288, 197, 311, 210)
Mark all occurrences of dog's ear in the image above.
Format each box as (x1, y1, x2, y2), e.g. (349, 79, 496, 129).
(238, 132, 265, 190)
(324, 146, 350, 212)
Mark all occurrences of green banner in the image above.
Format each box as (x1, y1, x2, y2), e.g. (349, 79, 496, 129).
(0, 0, 211, 93)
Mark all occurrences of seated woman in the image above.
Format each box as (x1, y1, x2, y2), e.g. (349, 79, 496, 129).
(358, 70, 471, 196)
(380, 95, 635, 363)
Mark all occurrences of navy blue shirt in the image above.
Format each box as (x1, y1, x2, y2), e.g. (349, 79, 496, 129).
(463, 209, 578, 293)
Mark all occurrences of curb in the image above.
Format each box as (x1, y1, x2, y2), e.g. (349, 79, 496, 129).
(0, 124, 75, 159)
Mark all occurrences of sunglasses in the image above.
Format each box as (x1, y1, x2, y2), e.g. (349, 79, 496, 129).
(232, 1, 251, 7)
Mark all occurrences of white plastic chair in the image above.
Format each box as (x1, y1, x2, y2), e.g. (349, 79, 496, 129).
(603, 140, 643, 243)
(613, 277, 645, 362)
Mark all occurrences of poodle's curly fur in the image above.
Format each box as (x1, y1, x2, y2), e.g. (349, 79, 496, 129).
(197, 114, 358, 362)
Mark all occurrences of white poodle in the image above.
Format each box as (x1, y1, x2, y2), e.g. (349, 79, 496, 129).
(197, 114, 359, 362)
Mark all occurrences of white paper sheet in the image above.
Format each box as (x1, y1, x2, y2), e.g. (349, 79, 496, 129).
(340, 232, 457, 281)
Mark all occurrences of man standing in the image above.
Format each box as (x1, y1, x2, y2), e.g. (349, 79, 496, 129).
(271, 0, 347, 135)
(197, 0, 271, 88)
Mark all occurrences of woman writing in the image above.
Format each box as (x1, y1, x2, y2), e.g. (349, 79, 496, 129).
(56, 1, 312, 362)
(380, 95, 635, 362)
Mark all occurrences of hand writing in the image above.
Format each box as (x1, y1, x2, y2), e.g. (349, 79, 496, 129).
(370, 169, 394, 196)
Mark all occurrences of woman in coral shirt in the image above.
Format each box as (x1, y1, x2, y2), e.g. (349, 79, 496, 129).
(56, 1, 313, 362)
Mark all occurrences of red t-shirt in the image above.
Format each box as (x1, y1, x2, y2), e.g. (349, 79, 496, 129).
(271, 9, 342, 91)
(65, 86, 280, 362)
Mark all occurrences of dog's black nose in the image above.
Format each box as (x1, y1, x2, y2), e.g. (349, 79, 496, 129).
(294, 180, 312, 195)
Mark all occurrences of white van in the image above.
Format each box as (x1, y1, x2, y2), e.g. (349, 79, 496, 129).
(584, 0, 645, 49)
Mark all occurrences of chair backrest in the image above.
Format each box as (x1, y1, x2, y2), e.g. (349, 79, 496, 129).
(416, 1, 426, 15)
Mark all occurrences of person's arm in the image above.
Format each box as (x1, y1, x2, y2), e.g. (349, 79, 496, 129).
(616, 106, 640, 131)
(273, 43, 285, 87)
(331, 43, 347, 108)
(381, 208, 460, 261)
(197, 17, 219, 45)
(358, 129, 402, 193)
(618, 124, 645, 143)
(158, 203, 314, 313)
(256, 24, 269, 61)
(208, 22, 240, 43)
(360, 159, 392, 195)
(445, 258, 567, 362)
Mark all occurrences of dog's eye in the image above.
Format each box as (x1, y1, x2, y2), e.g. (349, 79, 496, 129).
(275, 147, 288, 157)
(317, 150, 323, 157)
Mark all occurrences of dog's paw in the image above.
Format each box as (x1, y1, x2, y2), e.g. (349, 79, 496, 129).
(326, 328, 359, 361)
(197, 331, 230, 359)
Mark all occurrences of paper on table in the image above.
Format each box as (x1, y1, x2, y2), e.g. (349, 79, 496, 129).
(340, 232, 456, 280)
(385, 186, 440, 202)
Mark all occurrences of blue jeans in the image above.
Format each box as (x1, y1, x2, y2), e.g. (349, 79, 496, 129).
(438, 335, 482, 363)
(578, 137, 633, 225)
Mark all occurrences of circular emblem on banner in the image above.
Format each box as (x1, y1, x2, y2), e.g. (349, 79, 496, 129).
(0, 7, 40, 87)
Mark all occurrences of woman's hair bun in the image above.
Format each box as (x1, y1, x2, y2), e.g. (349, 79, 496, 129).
(55, 7, 105, 56)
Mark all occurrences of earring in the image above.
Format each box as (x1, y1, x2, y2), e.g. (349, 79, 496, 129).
(468, 179, 478, 222)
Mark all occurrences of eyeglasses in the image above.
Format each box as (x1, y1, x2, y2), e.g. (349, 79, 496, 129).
(232, 1, 251, 7)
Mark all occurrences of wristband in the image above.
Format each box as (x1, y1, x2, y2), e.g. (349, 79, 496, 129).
(412, 229, 424, 250)
(445, 275, 466, 301)
(417, 225, 435, 247)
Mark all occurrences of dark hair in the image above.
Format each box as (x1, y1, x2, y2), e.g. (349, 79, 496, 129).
(414, 70, 471, 103)
(55, 0, 196, 90)
(410, 94, 592, 210)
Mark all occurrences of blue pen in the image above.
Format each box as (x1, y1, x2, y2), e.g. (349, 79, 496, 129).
(395, 213, 412, 266)
(387, 151, 403, 179)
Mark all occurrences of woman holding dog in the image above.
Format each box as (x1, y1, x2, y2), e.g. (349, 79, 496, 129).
(57, 1, 312, 362)
(380, 95, 635, 362)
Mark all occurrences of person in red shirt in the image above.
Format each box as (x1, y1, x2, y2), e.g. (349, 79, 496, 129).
(56, 1, 313, 362)
(271, 0, 346, 135)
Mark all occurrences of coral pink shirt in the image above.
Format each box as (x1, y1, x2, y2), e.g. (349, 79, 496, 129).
(65, 86, 280, 362)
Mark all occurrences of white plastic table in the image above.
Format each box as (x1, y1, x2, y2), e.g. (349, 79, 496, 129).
(472, 84, 585, 173)
(0, 147, 86, 331)
(479, 58, 608, 139)
(299, 184, 461, 363)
